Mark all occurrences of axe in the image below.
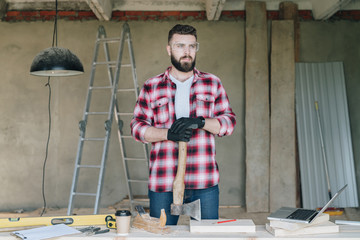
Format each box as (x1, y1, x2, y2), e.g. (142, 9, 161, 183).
(171, 141, 201, 221)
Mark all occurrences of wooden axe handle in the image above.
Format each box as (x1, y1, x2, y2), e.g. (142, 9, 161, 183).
(172, 141, 187, 205)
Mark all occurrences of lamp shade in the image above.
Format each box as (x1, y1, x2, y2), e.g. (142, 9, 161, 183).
(30, 47, 84, 77)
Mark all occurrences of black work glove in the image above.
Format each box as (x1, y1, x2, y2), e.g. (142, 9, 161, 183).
(167, 128, 192, 142)
(169, 117, 205, 133)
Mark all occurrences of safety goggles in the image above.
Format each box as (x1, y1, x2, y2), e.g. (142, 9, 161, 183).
(170, 42, 200, 52)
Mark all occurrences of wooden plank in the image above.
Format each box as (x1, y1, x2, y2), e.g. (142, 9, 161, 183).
(266, 221, 339, 237)
(279, 1, 298, 20)
(205, 0, 226, 21)
(87, 0, 113, 21)
(279, 1, 300, 62)
(245, 1, 270, 213)
(190, 219, 255, 233)
(279, 1, 301, 208)
(269, 213, 329, 231)
(270, 20, 296, 212)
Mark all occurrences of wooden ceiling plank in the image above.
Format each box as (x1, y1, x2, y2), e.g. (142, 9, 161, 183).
(112, 0, 204, 11)
(205, 0, 226, 21)
(311, 0, 351, 20)
(279, 1, 300, 62)
(7, 0, 90, 11)
(87, 0, 113, 21)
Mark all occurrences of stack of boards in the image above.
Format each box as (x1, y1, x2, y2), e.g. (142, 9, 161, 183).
(266, 213, 339, 236)
(190, 219, 255, 233)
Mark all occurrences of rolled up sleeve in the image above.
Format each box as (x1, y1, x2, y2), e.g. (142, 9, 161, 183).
(214, 83, 236, 137)
(130, 86, 153, 143)
(216, 113, 236, 137)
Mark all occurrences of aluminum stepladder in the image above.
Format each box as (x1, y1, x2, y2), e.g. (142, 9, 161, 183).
(67, 23, 149, 215)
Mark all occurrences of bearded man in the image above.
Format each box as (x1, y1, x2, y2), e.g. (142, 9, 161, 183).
(131, 24, 236, 225)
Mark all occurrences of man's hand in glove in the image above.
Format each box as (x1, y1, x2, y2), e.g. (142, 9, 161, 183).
(167, 128, 192, 142)
(170, 117, 205, 133)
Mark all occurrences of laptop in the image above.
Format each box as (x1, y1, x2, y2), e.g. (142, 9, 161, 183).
(267, 184, 348, 223)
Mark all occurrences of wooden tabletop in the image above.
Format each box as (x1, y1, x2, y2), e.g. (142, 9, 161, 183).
(0, 225, 360, 239)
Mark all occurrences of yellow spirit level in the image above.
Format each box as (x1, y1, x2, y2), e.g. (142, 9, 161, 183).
(0, 214, 115, 228)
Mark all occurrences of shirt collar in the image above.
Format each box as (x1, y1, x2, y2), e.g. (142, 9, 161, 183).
(163, 66, 200, 82)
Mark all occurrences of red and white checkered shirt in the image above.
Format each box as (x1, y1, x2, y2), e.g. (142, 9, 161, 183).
(131, 67, 236, 192)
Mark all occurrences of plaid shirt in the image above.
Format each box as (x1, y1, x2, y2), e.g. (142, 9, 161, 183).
(131, 67, 236, 192)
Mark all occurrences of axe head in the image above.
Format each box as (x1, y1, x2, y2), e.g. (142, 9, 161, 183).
(171, 199, 201, 221)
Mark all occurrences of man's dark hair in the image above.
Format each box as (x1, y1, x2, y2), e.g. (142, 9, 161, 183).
(168, 24, 197, 43)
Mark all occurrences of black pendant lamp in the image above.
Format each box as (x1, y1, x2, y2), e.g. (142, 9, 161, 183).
(30, 0, 84, 77)
(30, 47, 84, 76)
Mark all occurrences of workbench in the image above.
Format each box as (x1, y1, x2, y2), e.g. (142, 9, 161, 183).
(1, 225, 360, 239)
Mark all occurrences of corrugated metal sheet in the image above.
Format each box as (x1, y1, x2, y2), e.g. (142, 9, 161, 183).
(295, 62, 358, 209)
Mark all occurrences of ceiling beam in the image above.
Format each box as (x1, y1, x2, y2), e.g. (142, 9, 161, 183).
(4, 0, 359, 21)
(206, 0, 226, 20)
(112, 0, 203, 11)
(311, 0, 351, 20)
(87, 0, 113, 21)
(6, 0, 90, 11)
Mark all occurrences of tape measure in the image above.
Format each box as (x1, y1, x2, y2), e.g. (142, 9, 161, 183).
(105, 215, 117, 229)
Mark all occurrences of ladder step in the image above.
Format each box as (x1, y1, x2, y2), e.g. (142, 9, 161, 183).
(90, 86, 113, 90)
(73, 192, 97, 197)
(129, 179, 148, 183)
(117, 88, 136, 92)
(78, 164, 101, 168)
(86, 112, 109, 115)
(94, 61, 131, 68)
(124, 157, 147, 161)
(117, 113, 133, 116)
(121, 136, 133, 139)
(97, 37, 122, 43)
(81, 137, 106, 141)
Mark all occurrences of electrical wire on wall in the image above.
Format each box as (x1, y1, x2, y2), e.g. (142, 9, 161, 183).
(40, 0, 58, 217)
(41, 78, 51, 217)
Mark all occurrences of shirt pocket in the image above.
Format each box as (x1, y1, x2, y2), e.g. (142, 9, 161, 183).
(151, 97, 170, 126)
(196, 94, 215, 118)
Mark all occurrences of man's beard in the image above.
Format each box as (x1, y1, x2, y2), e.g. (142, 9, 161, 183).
(171, 54, 196, 73)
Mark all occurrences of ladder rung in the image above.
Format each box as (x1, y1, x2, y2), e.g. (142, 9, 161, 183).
(117, 88, 136, 92)
(86, 112, 109, 115)
(98, 37, 122, 43)
(78, 164, 101, 168)
(90, 86, 112, 90)
(117, 113, 133, 116)
(73, 192, 97, 197)
(121, 136, 133, 139)
(129, 179, 148, 183)
(94, 61, 131, 68)
(124, 157, 147, 161)
(94, 61, 116, 65)
(81, 137, 106, 141)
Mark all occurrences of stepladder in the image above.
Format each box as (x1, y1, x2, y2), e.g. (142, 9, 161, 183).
(67, 23, 149, 216)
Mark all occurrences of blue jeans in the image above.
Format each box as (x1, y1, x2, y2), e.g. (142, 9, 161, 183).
(148, 185, 219, 225)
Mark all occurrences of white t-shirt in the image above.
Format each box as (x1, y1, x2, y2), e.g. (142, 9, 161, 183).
(169, 74, 194, 119)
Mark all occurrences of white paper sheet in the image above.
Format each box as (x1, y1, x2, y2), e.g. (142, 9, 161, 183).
(12, 224, 81, 240)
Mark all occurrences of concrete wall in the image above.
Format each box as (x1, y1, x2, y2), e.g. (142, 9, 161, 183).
(0, 20, 245, 211)
(0, 19, 359, 211)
